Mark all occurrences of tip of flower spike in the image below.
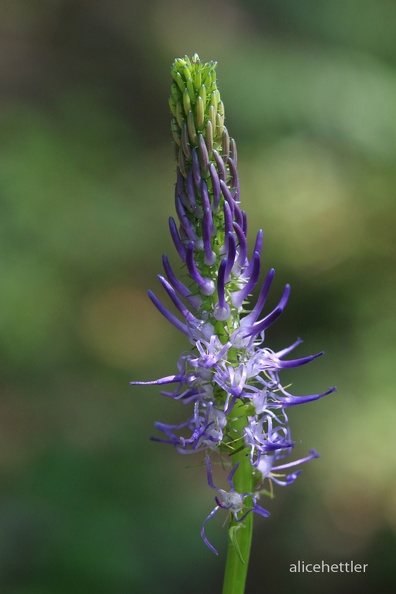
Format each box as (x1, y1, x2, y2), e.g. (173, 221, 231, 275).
(170, 55, 222, 150)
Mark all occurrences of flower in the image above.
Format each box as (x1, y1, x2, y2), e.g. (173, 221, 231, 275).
(201, 456, 270, 555)
(257, 449, 320, 487)
(131, 54, 336, 553)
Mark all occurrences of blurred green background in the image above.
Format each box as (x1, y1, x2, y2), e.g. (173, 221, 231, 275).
(1, 1, 395, 593)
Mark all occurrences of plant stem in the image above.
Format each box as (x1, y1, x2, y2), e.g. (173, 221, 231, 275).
(222, 404, 253, 594)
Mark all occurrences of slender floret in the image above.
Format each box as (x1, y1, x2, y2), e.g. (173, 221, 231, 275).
(201, 456, 270, 555)
(131, 54, 336, 554)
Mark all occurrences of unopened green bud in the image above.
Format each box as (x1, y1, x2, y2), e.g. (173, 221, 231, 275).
(183, 65, 192, 81)
(171, 82, 179, 104)
(208, 105, 216, 131)
(230, 137, 237, 164)
(205, 120, 213, 154)
(195, 96, 205, 131)
(183, 88, 191, 115)
(211, 64, 217, 84)
(178, 146, 187, 178)
(186, 78, 196, 104)
(216, 112, 224, 137)
(171, 68, 178, 83)
(176, 100, 184, 129)
(181, 122, 191, 159)
(174, 57, 186, 69)
(175, 71, 186, 93)
(171, 118, 181, 146)
(222, 126, 230, 159)
(194, 69, 202, 91)
(187, 110, 198, 145)
(210, 90, 218, 113)
(199, 84, 207, 107)
(169, 95, 177, 116)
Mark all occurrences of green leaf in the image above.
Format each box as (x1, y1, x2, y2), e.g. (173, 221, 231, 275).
(228, 524, 245, 565)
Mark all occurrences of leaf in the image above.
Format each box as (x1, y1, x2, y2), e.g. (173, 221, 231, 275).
(228, 524, 245, 564)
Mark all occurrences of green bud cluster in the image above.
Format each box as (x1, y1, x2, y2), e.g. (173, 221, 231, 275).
(168, 54, 243, 342)
(169, 54, 235, 176)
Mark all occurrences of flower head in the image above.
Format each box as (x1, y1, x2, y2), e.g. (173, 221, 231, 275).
(131, 54, 336, 554)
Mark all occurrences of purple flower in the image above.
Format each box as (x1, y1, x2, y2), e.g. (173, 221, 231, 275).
(201, 456, 270, 555)
(244, 415, 295, 467)
(257, 449, 320, 487)
(131, 54, 336, 554)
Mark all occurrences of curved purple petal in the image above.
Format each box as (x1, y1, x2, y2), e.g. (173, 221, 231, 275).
(277, 351, 324, 369)
(175, 196, 197, 242)
(192, 147, 201, 188)
(209, 162, 221, 212)
(186, 242, 215, 295)
(276, 386, 337, 407)
(213, 148, 227, 182)
(169, 217, 186, 261)
(186, 168, 197, 212)
(275, 337, 303, 358)
(242, 210, 248, 236)
(241, 268, 275, 327)
(251, 499, 270, 519)
(225, 232, 236, 280)
(221, 200, 233, 256)
(147, 290, 189, 335)
(206, 455, 223, 492)
(227, 461, 240, 489)
(130, 374, 185, 386)
(272, 449, 320, 471)
(157, 275, 200, 325)
(242, 230, 263, 278)
(233, 201, 244, 228)
(233, 222, 248, 267)
(198, 133, 209, 174)
(201, 180, 216, 264)
(201, 507, 220, 555)
(203, 207, 216, 265)
(162, 254, 201, 309)
(214, 259, 230, 321)
(220, 179, 235, 216)
(243, 284, 290, 338)
(228, 157, 240, 202)
(230, 137, 237, 165)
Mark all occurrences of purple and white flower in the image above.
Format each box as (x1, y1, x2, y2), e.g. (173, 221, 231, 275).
(131, 54, 336, 553)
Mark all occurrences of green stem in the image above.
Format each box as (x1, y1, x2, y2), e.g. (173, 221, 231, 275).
(222, 404, 253, 594)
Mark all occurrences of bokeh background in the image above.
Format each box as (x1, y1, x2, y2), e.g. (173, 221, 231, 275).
(1, 1, 396, 593)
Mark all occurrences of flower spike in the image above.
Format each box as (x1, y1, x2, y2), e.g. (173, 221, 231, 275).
(132, 55, 336, 561)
